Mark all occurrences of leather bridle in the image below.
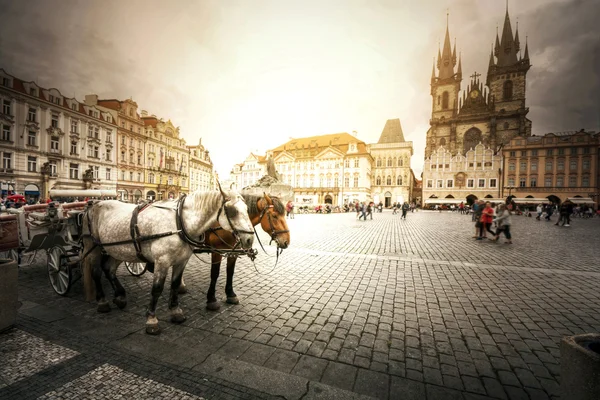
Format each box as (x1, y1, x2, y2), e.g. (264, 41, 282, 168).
(256, 200, 289, 246)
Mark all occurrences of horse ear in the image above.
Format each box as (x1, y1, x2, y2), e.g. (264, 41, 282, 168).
(263, 192, 273, 205)
(217, 180, 226, 198)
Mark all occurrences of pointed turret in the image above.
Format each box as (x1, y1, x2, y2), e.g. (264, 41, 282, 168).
(497, 5, 519, 66)
(523, 36, 530, 62)
(457, 52, 462, 80)
(437, 45, 442, 69)
(438, 16, 456, 79)
(431, 58, 436, 83)
(494, 27, 500, 57)
(452, 38, 457, 65)
(488, 44, 495, 68)
(514, 21, 520, 54)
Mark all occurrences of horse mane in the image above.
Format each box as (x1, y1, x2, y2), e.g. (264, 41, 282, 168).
(188, 190, 225, 214)
(242, 194, 285, 216)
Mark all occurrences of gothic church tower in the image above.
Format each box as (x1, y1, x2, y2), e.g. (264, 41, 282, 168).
(426, 17, 462, 158)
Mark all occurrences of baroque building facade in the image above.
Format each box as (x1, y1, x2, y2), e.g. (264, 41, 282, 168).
(370, 119, 414, 206)
(502, 130, 600, 205)
(423, 7, 531, 204)
(0, 69, 118, 201)
(187, 138, 214, 192)
(228, 126, 415, 207)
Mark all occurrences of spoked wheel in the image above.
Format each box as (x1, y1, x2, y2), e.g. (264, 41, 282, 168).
(125, 261, 147, 276)
(48, 246, 71, 296)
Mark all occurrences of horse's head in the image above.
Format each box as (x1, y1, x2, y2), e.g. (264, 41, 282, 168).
(217, 185, 254, 249)
(256, 193, 290, 249)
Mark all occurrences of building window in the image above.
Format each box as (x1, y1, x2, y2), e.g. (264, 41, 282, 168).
(354, 159, 359, 168)
(558, 148, 565, 155)
(442, 91, 449, 109)
(509, 162, 515, 171)
(149, 173, 154, 184)
(50, 137, 59, 152)
(25, 130, 36, 146)
(447, 180, 453, 188)
(130, 172, 134, 181)
(93, 166, 99, 180)
(545, 161, 553, 171)
(545, 177, 552, 187)
(556, 176, 564, 187)
(529, 177, 537, 187)
(531, 150, 538, 156)
(72, 103, 78, 111)
(344, 159, 349, 168)
(570, 160, 577, 171)
(1, 124, 10, 141)
(51, 112, 59, 128)
(583, 147, 590, 155)
(583, 159, 590, 170)
(397, 176, 403, 185)
(487, 178, 496, 188)
(28, 107, 36, 122)
(582, 176, 590, 187)
(353, 177, 359, 187)
(531, 162, 537, 172)
(387, 158, 392, 167)
(478, 179, 485, 188)
(569, 176, 577, 187)
(70, 120, 78, 133)
(521, 151, 527, 157)
(168, 176, 173, 185)
(519, 177, 526, 187)
(385, 176, 390, 185)
(437, 179, 443, 188)
(2, 100, 10, 115)
(2, 152, 12, 169)
(88, 125, 94, 137)
(94, 126, 100, 139)
(520, 161, 526, 171)
(138, 172, 142, 182)
(376, 176, 381, 185)
(467, 179, 474, 188)
(570, 147, 578, 155)
(508, 178, 515, 187)
(25, 155, 36, 172)
(503, 80, 513, 100)
(69, 163, 79, 179)
(376, 158, 381, 167)
(106, 130, 112, 142)
(138, 155, 142, 165)
(106, 168, 111, 180)
(557, 160, 564, 171)
(547, 149, 553, 156)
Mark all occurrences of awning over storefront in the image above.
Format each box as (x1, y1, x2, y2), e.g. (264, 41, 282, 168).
(566, 197, 595, 204)
(24, 184, 40, 196)
(512, 198, 551, 204)
(424, 199, 463, 205)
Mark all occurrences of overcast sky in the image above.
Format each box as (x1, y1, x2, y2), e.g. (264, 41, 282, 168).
(0, 0, 598, 177)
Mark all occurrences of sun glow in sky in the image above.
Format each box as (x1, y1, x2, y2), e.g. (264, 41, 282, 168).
(0, 0, 598, 178)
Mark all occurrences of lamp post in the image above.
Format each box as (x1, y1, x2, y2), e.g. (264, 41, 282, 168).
(505, 186, 516, 203)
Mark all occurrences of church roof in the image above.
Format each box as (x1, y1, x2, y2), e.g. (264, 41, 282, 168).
(377, 119, 406, 144)
(270, 132, 369, 157)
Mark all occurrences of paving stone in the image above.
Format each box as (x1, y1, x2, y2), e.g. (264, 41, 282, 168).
(290, 355, 329, 381)
(390, 376, 426, 400)
(353, 369, 389, 400)
(320, 361, 358, 391)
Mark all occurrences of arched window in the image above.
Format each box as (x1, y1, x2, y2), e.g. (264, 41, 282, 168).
(376, 176, 381, 185)
(442, 91, 449, 109)
(386, 176, 392, 185)
(439, 138, 446, 147)
(398, 158, 403, 167)
(503, 80, 513, 101)
(387, 158, 392, 167)
(397, 176, 403, 185)
(463, 128, 482, 154)
(376, 158, 382, 167)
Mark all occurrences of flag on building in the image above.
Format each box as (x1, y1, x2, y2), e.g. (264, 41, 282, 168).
(159, 148, 163, 168)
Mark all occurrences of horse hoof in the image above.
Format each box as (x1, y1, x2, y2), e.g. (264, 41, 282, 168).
(97, 302, 111, 313)
(177, 285, 188, 295)
(170, 314, 187, 324)
(113, 297, 127, 310)
(226, 296, 239, 305)
(206, 301, 221, 311)
(145, 324, 161, 335)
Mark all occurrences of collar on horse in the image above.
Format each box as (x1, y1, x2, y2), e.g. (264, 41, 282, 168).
(256, 202, 289, 245)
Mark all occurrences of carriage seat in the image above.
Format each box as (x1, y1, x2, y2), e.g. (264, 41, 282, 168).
(23, 204, 49, 213)
(61, 201, 87, 211)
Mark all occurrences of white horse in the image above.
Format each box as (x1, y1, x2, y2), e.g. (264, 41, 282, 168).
(81, 187, 254, 334)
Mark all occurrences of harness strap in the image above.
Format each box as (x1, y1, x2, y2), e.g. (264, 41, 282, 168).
(130, 203, 150, 263)
(176, 194, 208, 247)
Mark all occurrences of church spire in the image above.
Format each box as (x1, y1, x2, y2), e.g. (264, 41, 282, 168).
(438, 12, 456, 79)
(497, 2, 519, 66)
(523, 36, 530, 61)
(514, 20, 521, 54)
(452, 38, 457, 65)
(431, 58, 436, 83)
(457, 52, 462, 80)
(488, 44, 495, 68)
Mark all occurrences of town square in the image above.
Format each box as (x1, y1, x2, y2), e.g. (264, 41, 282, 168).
(1, 0, 599, 399)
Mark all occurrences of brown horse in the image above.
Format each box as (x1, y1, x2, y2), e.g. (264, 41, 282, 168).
(199, 192, 290, 310)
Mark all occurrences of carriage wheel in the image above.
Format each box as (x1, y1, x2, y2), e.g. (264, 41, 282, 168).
(125, 261, 147, 276)
(48, 246, 71, 296)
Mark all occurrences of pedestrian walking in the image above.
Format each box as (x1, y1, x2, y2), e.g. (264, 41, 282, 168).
(491, 203, 512, 244)
(285, 200, 295, 219)
(478, 201, 496, 240)
(401, 202, 409, 219)
(536, 204, 543, 220)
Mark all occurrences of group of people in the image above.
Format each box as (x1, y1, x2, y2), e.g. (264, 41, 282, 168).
(355, 201, 375, 220)
(471, 200, 513, 244)
(392, 202, 411, 219)
(535, 202, 576, 226)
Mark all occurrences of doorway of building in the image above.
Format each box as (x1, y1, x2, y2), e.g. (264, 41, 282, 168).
(324, 195, 332, 204)
(384, 192, 392, 207)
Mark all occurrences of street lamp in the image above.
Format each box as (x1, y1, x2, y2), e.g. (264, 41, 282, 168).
(505, 186, 516, 200)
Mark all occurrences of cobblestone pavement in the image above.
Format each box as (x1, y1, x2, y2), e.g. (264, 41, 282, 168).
(3, 210, 600, 399)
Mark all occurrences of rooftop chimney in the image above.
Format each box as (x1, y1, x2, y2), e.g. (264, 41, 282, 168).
(84, 94, 98, 106)
(141, 110, 148, 117)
